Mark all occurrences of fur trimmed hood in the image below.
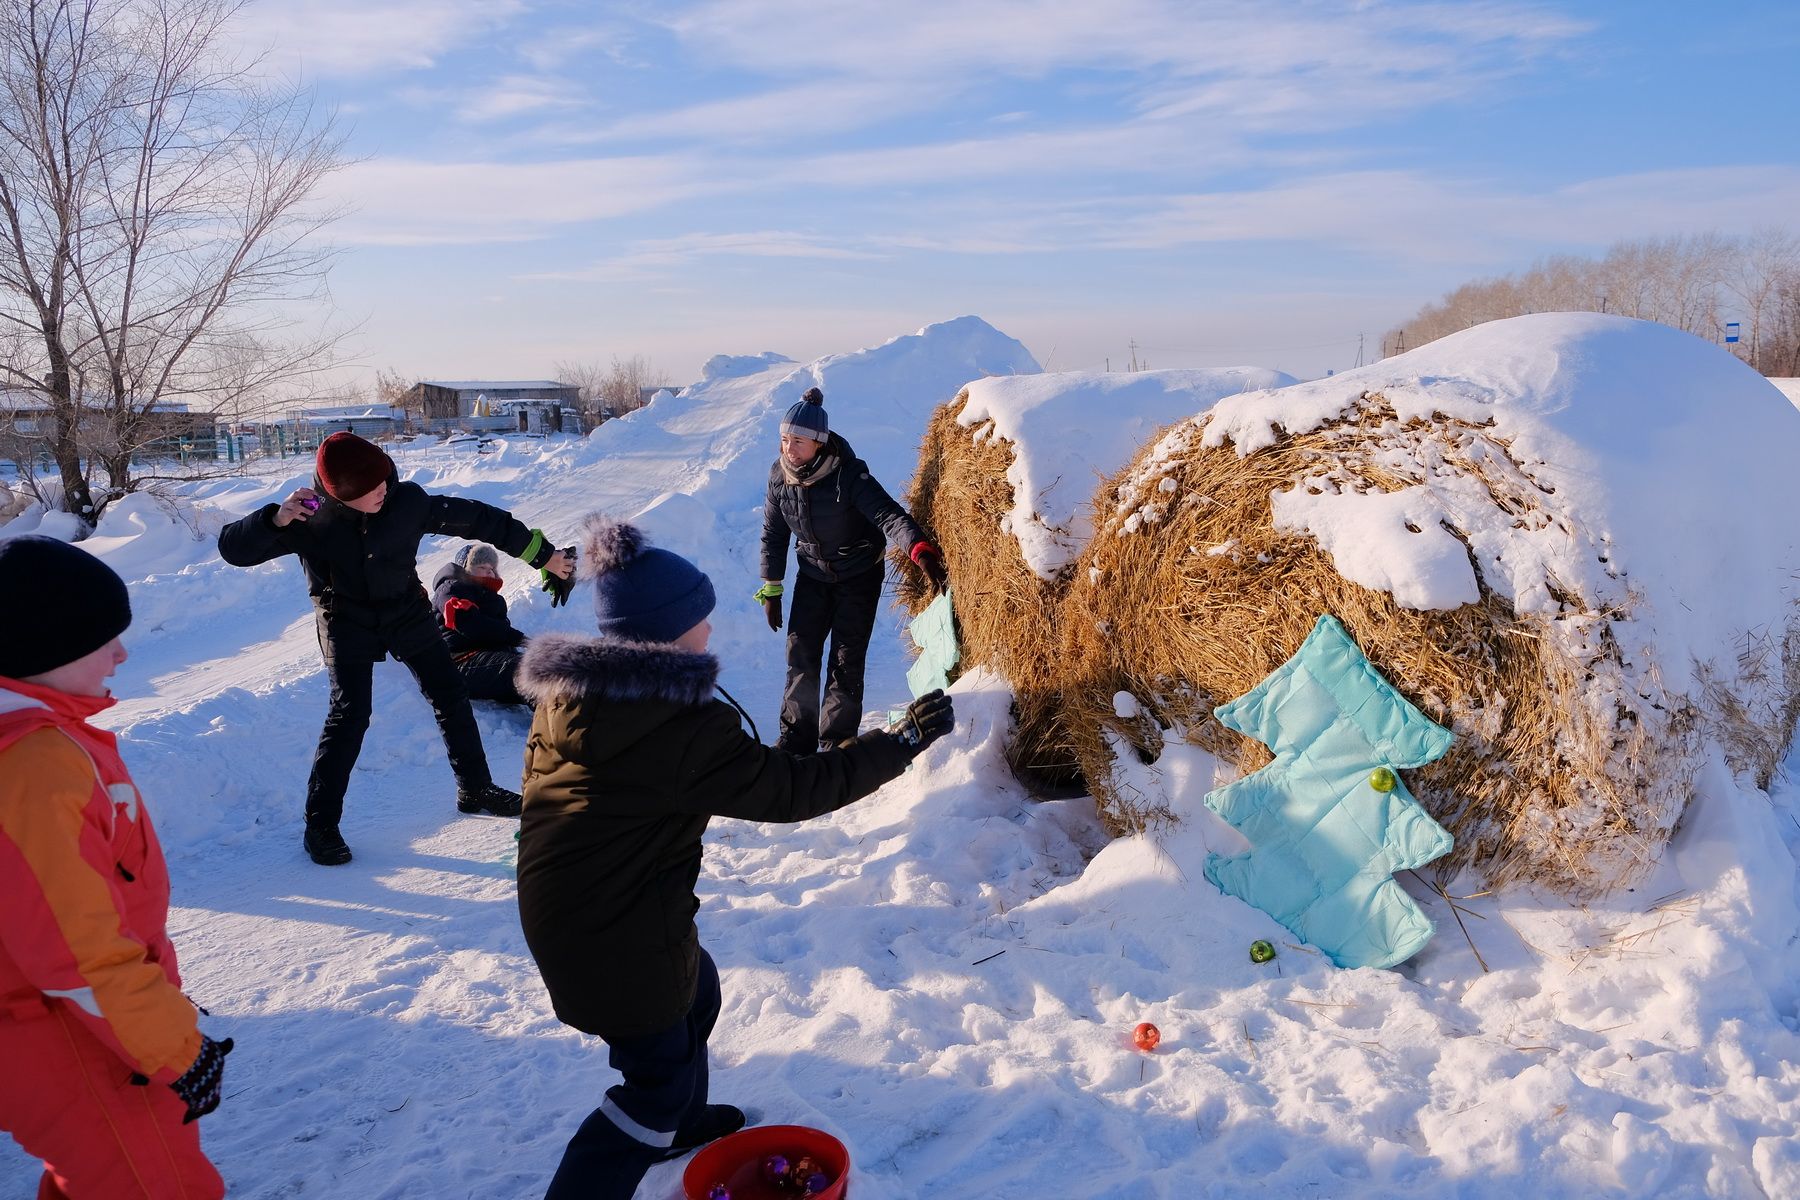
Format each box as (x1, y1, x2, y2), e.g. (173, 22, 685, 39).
(517, 631, 718, 707)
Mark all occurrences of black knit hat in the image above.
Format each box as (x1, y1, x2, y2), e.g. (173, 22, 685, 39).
(0, 535, 131, 678)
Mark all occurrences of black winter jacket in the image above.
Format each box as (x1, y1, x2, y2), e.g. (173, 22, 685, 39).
(514, 633, 914, 1039)
(217, 471, 544, 661)
(759, 433, 927, 583)
(430, 562, 526, 655)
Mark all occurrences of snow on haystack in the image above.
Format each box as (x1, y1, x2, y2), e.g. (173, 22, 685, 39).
(898, 367, 1297, 790)
(1065, 313, 1800, 892)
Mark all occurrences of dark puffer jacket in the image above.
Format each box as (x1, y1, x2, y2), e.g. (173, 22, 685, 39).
(218, 470, 545, 661)
(430, 561, 525, 654)
(514, 632, 914, 1039)
(759, 432, 927, 583)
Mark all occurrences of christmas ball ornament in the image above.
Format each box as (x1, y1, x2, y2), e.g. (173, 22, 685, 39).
(763, 1155, 791, 1184)
(1133, 1021, 1160, 1051)
(792, 1156, 820, 1180)
(1249, 939, 1276, 963)
(1369, 766, 1398, 793)
(804, 1172, 830, 1194)
(706, 1187, 730, 1200)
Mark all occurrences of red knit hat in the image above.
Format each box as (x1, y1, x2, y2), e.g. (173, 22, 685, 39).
(315, 432, 394, 501)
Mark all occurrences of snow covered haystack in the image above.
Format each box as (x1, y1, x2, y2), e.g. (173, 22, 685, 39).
(898, 367, 1297, 790)
(1066, 313, 1800, 893)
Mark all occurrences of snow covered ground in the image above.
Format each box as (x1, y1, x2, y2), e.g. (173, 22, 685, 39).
(3, 317, 1799, 1199)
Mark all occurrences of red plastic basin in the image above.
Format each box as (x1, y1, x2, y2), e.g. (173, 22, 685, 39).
(682, 1124, 850, 1200)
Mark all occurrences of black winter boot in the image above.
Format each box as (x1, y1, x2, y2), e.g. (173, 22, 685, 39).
(303, 825, 352, 866)
(657, 1105, 748, 1161)
(457, 780, 523, 817)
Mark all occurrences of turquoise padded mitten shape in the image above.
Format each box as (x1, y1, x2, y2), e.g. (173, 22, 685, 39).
(1203, 614, 1455, 969)
(906, 587, 960, 698)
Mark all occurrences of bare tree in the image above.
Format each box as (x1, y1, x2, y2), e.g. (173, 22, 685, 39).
(555, 354, 668, 423)
(598, 354, 666, 418)
(0, 0, 344, 521)
(1383, 230, 1796, 371)
(552, 358, 607, 423)
(374, 367, 416, 418)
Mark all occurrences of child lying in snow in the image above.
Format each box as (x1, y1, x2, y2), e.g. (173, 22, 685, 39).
(513, 513, 952, 1200)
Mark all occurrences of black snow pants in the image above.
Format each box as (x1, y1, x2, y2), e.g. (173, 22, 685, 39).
(544, 949, 722, 1200)
(778, 565, 884, 754)
(306, 626, 493, 831)
(454, 648, 530, 708)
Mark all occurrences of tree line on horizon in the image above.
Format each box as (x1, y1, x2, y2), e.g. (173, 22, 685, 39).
(1384, 230, 1800, 377)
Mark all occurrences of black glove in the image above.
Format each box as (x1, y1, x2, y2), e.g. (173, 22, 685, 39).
(912, 543, 948, 594)
(171, 1034, 234, 1124)
(540, 546, 576, 608)
(894, 689, 953, 754)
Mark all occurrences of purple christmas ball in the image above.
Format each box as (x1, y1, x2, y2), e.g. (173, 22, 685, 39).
(804, 1172, 830, 1194)
(763, 1154, 791, 1183)
(706, 1187, 730, 1200)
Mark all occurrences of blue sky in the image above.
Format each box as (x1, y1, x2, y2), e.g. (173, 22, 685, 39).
(234, 0, 1800, 388)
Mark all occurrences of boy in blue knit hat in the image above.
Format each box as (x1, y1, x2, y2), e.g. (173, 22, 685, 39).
(515, 511, 953, 1199)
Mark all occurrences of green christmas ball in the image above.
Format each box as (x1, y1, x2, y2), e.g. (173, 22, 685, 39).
(1369, 766, 1398, 793)
(1249, 940, 1276, 963)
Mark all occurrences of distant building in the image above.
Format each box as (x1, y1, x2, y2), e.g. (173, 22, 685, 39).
(402, 380, 582, 433)
(281, 403, 408, 442)
(0, 390, 219, 462)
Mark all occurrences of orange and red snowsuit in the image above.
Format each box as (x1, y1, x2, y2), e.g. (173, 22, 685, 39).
(0, 676, 224, 1199)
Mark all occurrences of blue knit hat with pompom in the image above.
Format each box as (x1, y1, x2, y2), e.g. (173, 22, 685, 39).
(577, 513, 716, 643)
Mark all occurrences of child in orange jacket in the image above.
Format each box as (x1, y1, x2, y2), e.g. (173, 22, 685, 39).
(0, 535, 233, 1199)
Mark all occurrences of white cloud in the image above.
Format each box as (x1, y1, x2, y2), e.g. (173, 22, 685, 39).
(233, 0, 527, 78)
(321, 156, 716, 245)
(454, 75, 587, 123)
(526, 231, 884, 282)
(1095, 166, 1800, 260)
(539, 79, 934, 146)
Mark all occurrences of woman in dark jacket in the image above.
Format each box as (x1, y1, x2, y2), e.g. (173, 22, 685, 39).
(517, 513, 952, 1200)
(431, 543, 530, 706)
(757, 386, 948, 754)
(218, 432, 574, 865)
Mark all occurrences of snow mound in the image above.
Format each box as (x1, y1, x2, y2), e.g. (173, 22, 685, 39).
(702, 351, 795, 380)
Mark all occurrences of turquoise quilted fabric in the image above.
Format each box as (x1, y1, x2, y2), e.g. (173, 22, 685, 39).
(1203, 615, 1455, 969)
(906, 588, 960, 698)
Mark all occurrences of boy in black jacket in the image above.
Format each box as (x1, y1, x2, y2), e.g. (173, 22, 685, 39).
(758, 386, 948, 754)
(432, 543, 530, 707)
(218, 432, 574, 865)
(516, 512, 952, 1200)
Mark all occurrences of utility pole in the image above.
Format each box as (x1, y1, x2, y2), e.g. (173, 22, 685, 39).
(1354, 333, 1365, 368)
(1128, 340, 1141, 372)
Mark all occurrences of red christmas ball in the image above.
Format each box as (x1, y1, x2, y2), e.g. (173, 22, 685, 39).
(1133, 1021, 1161, 1051)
